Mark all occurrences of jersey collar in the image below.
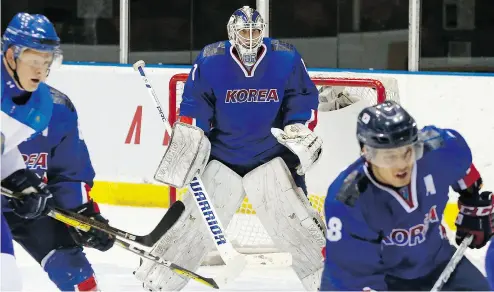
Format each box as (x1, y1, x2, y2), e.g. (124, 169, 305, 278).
(364, 163, 419, 213)
(229, 44, 267, 78)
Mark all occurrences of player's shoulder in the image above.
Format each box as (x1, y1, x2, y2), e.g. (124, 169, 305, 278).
(266, 38, 297, 53)
(265, 38, 301, 59)
(47, 85, 76, 113)
(198, 41, 228, 60)
(45, 85, 79, 129)
(419, 125, 472, 175)
(420, 125, 469, 154)
(326, 157, 370, 208)
(325, 157, 379, 239)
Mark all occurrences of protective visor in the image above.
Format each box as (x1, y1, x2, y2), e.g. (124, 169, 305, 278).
(16, 46, 63, 70)
(363, 142, 424, 168)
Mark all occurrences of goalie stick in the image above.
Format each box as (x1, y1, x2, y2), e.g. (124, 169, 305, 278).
(430, 235, 473, 292)
(1, 190, 220, 289)
(132, 60, 247, 286)
(1, 187, 184, 247)
(122, 240, 219, 289)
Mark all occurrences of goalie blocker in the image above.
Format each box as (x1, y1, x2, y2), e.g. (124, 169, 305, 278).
(154, 122, 210, 188)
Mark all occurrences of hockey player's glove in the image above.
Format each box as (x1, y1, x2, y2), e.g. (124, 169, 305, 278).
(271, 123, 323, 175)
(68, 200, 115, 251)
(455, 191, 494, 248)
(2, 169, 53, 220)
(318, 86, 361, 112)
(154, 122, 211, 188)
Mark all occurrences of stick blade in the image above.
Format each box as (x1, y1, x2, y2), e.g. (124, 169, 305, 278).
(214, 254, 247, 287)
(136, 200, 185, 247)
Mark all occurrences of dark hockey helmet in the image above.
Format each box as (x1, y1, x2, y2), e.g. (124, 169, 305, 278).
(356, 100, 418, 149)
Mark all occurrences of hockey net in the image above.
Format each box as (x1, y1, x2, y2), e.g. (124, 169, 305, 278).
(168, 72, 400, 256)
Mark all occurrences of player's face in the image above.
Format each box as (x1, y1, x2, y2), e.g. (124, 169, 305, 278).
(373, 162, 413, 188)
(6, 48, 51, 92)
(366, 145, 415, 187)
(237, 28, 261, 48)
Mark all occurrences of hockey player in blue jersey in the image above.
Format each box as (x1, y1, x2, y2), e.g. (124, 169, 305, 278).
(321, 100, 491, 291)
(2, 83, 116, 291)
(1, 12, 62, 290)
(486, 238, 494, 289)
(135, 6, 326, 291)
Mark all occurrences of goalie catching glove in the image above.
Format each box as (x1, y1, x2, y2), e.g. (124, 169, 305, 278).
(318, 86, 361, 112)
(271, 123, 322, 175)
(154, 122, 211, 188)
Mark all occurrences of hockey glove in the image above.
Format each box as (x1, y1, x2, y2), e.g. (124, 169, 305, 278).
(2, 169, 53, 220)
(154, 122, 211, 188)
(271, 123, 323, 175)
(455, 191, 494, 248)
(318, 86, 361, 112)
(68, 200, 115, 251)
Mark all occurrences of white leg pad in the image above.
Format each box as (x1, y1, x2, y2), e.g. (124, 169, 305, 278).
(243, 157, 326, 291)
(134, 160, 245, 291)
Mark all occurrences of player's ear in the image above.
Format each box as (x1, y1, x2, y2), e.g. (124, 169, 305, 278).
(5, 47, 17, 70)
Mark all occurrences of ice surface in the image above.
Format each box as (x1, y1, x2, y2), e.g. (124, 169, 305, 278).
(14, 205, 304, 291)
(13, 204, 488, 291)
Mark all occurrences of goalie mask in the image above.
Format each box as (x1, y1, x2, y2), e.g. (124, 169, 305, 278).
(227, 6, 265, 67)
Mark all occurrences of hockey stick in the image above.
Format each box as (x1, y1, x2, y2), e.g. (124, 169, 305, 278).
(1, 190, 219, 289)
(53, 209, 219, 289)
(120, 240, 219, 289)
(51, 203, 184, 247)
(50, 206, 219, 289)
(132, 60, 247, 285)
(430, 235, 473, 292)
(1, 188, 184, 247)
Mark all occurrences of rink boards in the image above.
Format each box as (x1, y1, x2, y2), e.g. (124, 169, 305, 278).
(45, 63, 494, 233)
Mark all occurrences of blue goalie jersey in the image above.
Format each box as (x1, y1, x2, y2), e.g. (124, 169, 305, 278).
(178, 38, 318, 170)
(321, 126, 475, 291)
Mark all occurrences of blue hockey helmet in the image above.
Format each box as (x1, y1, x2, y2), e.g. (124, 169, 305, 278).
(357, 100, 418, 148)
(357, 100, 423, 167)
(2, 13, 62, 65)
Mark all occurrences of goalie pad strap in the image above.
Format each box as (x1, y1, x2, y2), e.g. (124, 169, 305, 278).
(243, 157, 325, 291)
(135, 160, 245, 291)
(154, 122, 211, 188)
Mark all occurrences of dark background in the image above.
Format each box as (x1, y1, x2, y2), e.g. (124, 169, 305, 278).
(2, 0, 493, 71)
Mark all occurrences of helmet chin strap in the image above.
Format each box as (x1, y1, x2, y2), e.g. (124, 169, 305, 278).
(6, 58, 26, 90)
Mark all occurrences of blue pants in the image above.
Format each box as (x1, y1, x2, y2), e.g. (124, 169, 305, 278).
(4, 211, 96, 291)
(385, 256, 489, 291)
(485, 239, 494, 290)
